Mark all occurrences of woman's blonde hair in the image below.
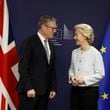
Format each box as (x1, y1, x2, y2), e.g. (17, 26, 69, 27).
(74, 23, 94, 44)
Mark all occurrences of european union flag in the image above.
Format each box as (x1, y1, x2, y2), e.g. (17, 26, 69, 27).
(99, 22, 110, 110)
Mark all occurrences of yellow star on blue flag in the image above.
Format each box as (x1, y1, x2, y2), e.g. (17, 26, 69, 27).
(101, 92, 109, 100)
(100, 46, 106, 54)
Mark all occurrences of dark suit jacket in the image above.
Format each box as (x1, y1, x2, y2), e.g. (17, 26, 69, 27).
(17, 34, 57, 95)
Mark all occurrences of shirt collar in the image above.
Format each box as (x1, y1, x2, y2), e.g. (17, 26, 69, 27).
(37, 32, 46, 43)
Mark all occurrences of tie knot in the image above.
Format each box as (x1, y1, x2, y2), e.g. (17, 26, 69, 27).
(44, 39, 48, 46)
(44, 39, 48, 43)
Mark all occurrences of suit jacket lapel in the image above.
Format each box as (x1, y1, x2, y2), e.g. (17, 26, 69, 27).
(35, 35, 48, 61)
(35, 34, 54, 64)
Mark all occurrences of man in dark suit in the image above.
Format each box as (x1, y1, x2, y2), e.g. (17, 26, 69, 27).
(17, 15, 57, 110)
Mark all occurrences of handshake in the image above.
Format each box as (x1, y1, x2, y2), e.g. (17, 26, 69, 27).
(69, 75, 85, 86)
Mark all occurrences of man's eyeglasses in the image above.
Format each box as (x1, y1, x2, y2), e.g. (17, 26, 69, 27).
(45, 25, 57, 30)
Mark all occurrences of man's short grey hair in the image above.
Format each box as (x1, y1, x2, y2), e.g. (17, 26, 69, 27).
(38, 15, 56, 29)
(74, 23, 94, 44)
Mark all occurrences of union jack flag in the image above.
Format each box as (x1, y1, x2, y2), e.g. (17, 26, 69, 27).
(0, 0, 19, 109)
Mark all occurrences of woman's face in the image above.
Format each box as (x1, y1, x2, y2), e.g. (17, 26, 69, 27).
(73, 30, 87, 46)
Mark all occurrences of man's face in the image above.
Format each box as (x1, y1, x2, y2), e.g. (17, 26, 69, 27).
(43, 21, 57, 39)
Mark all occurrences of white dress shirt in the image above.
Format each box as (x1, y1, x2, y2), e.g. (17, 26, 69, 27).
(68, 46, 105, 86)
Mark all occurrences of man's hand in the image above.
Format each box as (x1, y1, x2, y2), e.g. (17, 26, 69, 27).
(27, 89, 36, 98)
(49, 91, 56, 99)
